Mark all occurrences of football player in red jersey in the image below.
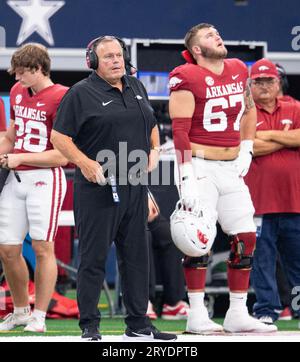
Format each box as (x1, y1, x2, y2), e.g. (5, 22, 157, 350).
(244, 59, 300, 324)
(0, 43, 68, 333)
(169, 23, 277, 333)
(0, 97, 6, 139)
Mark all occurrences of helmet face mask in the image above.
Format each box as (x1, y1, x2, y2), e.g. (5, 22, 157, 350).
(170, 202, 217, 257)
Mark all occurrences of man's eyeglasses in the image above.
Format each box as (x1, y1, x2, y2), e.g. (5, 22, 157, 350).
(251, 78, 278, 87)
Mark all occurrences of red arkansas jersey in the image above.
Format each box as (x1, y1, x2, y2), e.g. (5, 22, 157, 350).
(244, 100, 300, 214)
(0, 97, 6, 131)
(10, 82, 68, 170)
(169, 59, 248, 147)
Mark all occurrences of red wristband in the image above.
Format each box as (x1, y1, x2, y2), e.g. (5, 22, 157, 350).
(172, 117, 193, 164)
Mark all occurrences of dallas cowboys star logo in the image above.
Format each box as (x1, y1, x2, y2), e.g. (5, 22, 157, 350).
(7, 0, 65, 46)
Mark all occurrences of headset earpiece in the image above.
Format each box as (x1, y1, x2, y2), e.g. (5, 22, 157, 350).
(86, 37, 100, 70)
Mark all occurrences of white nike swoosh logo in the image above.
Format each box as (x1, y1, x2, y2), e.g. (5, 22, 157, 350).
(256, 121, 264, 127)
(132, 331, 154, 338)
(232, 75, 239, 80)
(36, 102, 45, 107)
(102, 100, 113, 106)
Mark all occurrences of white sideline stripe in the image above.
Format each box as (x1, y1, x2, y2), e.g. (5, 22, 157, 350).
(0, 332, 300, 342)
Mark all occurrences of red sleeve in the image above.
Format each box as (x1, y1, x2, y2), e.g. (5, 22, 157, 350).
(172, 117, 192, 164)
(51, 84, 69, 122)
(0, 98, 6, 131)
(9, 84, 18, 121)
(169, 65, 196, 94)
(238, 59, 249, 86)
(169, 66, 195, 164)
(52, 85, 69, 121)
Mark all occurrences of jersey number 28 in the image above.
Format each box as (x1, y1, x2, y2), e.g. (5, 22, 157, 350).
(14, 117, 48, 152)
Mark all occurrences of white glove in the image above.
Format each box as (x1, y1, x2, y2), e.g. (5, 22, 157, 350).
(178, 163, 200, 210)
(236, 140, 253, 177)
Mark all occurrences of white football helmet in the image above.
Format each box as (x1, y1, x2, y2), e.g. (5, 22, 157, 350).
(170, 201, 217, 257)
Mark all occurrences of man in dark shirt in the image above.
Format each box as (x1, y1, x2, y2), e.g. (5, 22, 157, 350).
(51, 36, 176, 341)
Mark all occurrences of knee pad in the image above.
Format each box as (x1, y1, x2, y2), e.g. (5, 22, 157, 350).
(183, 254, 210, 269)
(227, 232, 256, 270)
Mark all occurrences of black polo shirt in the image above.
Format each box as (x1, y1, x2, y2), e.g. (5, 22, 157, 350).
(54, 72, 156, 182)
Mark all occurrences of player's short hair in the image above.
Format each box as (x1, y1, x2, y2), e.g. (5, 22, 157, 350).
(8, 43, 51, 76)
(184, 23, 215, 53)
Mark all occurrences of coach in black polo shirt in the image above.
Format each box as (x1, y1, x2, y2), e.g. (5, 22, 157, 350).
(51, 36, 176, 341)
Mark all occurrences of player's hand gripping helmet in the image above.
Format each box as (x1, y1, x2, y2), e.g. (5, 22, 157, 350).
(170, 201, 216, 257)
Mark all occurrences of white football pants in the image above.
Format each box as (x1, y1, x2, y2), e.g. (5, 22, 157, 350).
(0, 168, 66, 245)
(175, 157, 256, 235)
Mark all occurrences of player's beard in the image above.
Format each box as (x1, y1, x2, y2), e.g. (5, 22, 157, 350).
(200, 45, 228, 59)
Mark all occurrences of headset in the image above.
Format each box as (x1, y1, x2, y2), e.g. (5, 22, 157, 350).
(276, 63, 289, 95)
(86, 35, 133, 75)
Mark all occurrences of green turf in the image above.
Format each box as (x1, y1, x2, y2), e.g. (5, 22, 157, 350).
(0, 318, 298, 337)
(0, 289, 298, 336)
